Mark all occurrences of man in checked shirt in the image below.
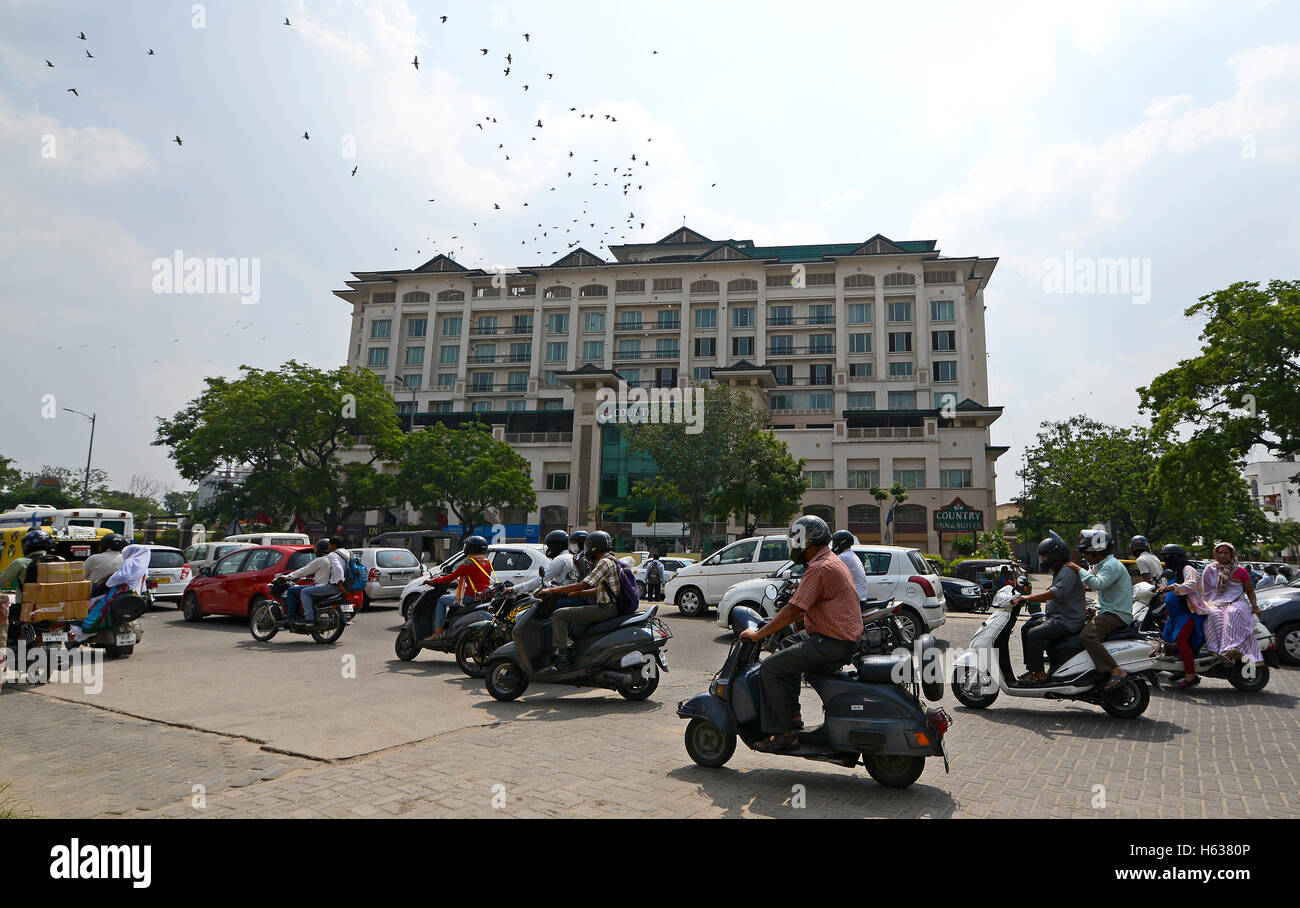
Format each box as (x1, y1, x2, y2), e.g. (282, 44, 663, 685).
(741, 516, 864, 752)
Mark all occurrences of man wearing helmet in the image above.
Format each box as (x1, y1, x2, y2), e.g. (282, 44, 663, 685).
(420, 535, 495, 640)
(567, 530, 591, 580)
(739, 516, 864, 752)
(1, 530, 66, 643)
(277, 538, 335, 625)
(1130, 536, 1163, 585)
(830, 529, 870, 605)
(84, 533, 129, 595)
(536, 530, 622, 669)
(1068, 527, 1134, 689)
(511, 529, 578, 594)
(1012, 531, 1087, 683)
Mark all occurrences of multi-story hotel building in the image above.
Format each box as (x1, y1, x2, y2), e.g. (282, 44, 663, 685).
(333, 227, 1005, 557)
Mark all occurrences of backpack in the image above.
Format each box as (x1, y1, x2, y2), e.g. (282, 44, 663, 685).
(647, 559, 663, 583)
(602, 556, 641, 616)
(340, 551, 368, 592)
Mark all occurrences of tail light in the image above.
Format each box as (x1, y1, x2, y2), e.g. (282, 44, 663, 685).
(910, 576, 936, 598)
(927, 707, 952, 736)
(181, 564, 191, 579)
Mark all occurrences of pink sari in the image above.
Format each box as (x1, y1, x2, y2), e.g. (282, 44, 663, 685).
(1199, 561, 1262, 663)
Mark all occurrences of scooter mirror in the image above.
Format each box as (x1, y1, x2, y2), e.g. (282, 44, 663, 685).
(764, 583, 778, 601)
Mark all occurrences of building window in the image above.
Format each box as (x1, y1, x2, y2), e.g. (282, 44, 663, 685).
(769, 335, 793, 355)
(844, 273, 875, 288)
(475, 315, 498, 335)
(805, 470, 834, 489)
(370, 319, 392, 339)
(888, 361, 914, 378)
(934, 361, 958, 383)
(849, 362, 872, 379)
(547, 313, 569, 333)
(436, 289, 464, 302)
(656, 338, 679, 358)
(615, 279, 645, 293)
(925, 270, 957, 284)
(403, 374, 422, 388)
(442, 316, 462, 336)
(582, 340, 604, 362)
(770, 393, 794, 411)
(546, 472, 571, 491)
(930, 299, 955, 322)
(809, 304, 833, 324)
(440, 345, 459, 365)
(772, 364, 793, 385)
(619, 368, 640, 385)
(695, 307, 717, 329)
(512, 314, 534, 334)
(693, 366, 711, 381)
(405, 346, 424, 366)
(888, 391, 916, 409)
(509, 342, 531, 362)
(690, 279, 719, 294)
(407, 318, 427, 337)
(471, 400, 493, 413)
(732, 336, 754, 357)
(579, 284, 608, 298)
(932, 330, 957, 352)
(584, 311, 605, 332)
(470, 373, 493, 392)
(888, 332, 912, 353)
(894, 469, 925, 488)
(728, 278, 758, 293)
(543, 370, 561, 386)
(940, 469, 972, 488)
(935, 391, 958, 413)
(849, 333, 871, 354)
(809, 334, 834, 355)
(545, 342, 567, 362)
(543, 286, 571, 299)
(655, 367, 678, 387)
(367, 347, 389, 367)
(848, 303, 871, 324)
(848, 469, 880, 488)
(652, 278, 682, 292)
(541, 399, 563, 411)
(695, 336, 716, 357)
(847, 392, 875, 409)
(887, 301, 912, 323)
(656, 310, 681, 330)
(732, 306, 755, 328)
(432, 401, 452, 413)
(809, 364, 832, 385)
(506, 400, 527, 412)
(618, 311, 643, 331)
(809, 392, 832, 410)
(438, 373, 455, 388)
(769, 305, 794, 326)
(507, 371, 528, 392)
(883, 272, 916, 287)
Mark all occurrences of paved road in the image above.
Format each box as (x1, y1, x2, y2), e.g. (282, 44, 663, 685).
(2, 595, 1297, 818)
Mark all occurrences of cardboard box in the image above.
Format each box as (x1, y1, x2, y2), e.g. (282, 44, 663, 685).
(26, 582, 70, 604)
(67, 580, 93, 600)
(37, 562, 84, 583)
(19, 599, 89, 624)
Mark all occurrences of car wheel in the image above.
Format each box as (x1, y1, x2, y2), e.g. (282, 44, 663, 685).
(401, 594, 419, 620)
(181, 592, 204, 622)
(636, 581, 646, 598)
(895, 608, 923, 644)
(676, 586, 707, 618)
(1275, 622, 1300, 667)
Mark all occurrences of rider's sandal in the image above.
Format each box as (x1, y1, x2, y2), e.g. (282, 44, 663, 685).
(754, 732, 799, 753)
(1175, 676, 1200, 690)
(1017, 671, 1047, 684)
(1104, 673, 1128, 690)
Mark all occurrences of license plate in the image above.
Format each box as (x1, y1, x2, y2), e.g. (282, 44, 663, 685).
(115, 633, 137, 646)
(43, 632, 68, 645)
(150, 575, 170, 585)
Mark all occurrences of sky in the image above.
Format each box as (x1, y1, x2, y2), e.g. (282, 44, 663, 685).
(1, 0, 1298, 501)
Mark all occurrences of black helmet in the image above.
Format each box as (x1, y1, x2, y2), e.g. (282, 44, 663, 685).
(584, 531, 613, 557)
(1079, 527, 1114, 555)
(788, 515, 831, 565)
(464, 535, 488, 555)
(569, 530, 589, 553)
(830, 529, 855, 555)
(21, 529, 55, 557)
(1158, 543, 1187, 568)
(1037, 531, 1070, 571)
(314, 539, 331, 556)
(1130, 535, 1150, 553)
(544, 529, 569, 558)
(101, 533, 128, 552)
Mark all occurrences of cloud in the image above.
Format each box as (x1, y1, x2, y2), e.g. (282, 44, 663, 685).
(0, 94, 153, 186)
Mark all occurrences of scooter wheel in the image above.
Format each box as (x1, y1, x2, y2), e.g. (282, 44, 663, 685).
(485, 658, 529, 702)
(395, 628, 419, 662)
(863, 754, 925, 789)
(684, 718, 736, 768)
(1100, 677, 1150, 718)
(952, 666, 998, 709)
(249, 602, 278, 642)
(617, 660, 660, 701)
(1227, 659, 1269, 693)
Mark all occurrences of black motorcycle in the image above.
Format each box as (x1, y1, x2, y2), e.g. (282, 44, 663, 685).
(249, 575, 349, 645)
(395, 581, 499, 664)
(454, 585, 537, 678)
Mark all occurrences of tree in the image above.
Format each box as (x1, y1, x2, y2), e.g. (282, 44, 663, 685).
(154, 361, 403, 532)
(0, 456, 21, 492)
(20, 465, 110, 503)
(974, 521, 1013, 559)
(396, 421, 536, 541)
(716, 429, 809, 536)
(162, 490, 197, 514)
(1139, 280, 1300, 491)
(870, 482, 909, 544)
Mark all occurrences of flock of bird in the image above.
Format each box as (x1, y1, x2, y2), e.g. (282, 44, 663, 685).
(43, 13, 719, 279)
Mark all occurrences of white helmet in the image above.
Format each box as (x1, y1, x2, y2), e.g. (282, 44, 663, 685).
(1078, 526, 1113, 554)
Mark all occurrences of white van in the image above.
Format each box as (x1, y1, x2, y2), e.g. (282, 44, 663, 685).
(663, 535, 792, 618)
(222, 532, 311, 547)
(0, 504, 134, 538)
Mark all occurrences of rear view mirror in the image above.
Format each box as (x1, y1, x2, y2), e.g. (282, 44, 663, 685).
(765, 583, 779, 601)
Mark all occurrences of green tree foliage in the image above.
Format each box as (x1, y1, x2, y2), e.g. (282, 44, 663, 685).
(716, 428, 809, 536)
(0, 456, 22, 492)
(396, 421, 536, 540)
(869, 482, 909, 544)
(154, 361, 402, 531)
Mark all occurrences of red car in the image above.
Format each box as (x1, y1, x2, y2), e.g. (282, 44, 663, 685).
(180, 545, 362, 621)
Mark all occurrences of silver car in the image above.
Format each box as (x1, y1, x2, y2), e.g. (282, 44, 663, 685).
(357, 546, 428, 607)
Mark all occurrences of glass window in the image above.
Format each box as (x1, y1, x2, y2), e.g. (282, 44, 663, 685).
(809, 304, 833, 324)
(367, 347, 388, 367)
(469, 400, 492, 413)
(848, 303, 871, 324)
(769, 305, 793, 325)
(732, 306, 755, 328)
(476, 315, 498, 334)
(809, 334, 833, 355)
(847, 392, 875, 409)
(656, 311, 680, 330)
(694, 337, 716, 357)
(940, 469, 972, 488)
(860, 551, 891, 575)
(403, 374, 422, 388)
(512, 314, 533, 334)
(888, 332, 912, 353)
(889, 390, 917, 409)
(439, 345, 459, 365)
(849, 362, 872, 379)
(405, 346, 424, 366)
(506, 400, 527, 412)
(809, 364, 832, 385)
(506, 371, 528, 391)
(931, 330, 956, 352)
(619, 311, 643, 330)
(772, 364, 793, 385)
(437, 373, 455, 388)
(930, 299, 955, 322)
(546, 472, 570, 491)
(934, 361, 958, 383)
(619, 368, 640, 384)
(809, 392, 832, 409)
(655, 338, 679, 357)
(370, 319, 392, 339)
(894, 469, 925, 488)
(693, 367, 711, 380)
(243, 549, 280, 573)
(848, 469, 880, 489)
(769, 335, 793, 355)
(547, 313, 569, 333)
(492, 550, 534, 572)
(935, 391, 958, 413)
(584, 312, 605, 332)
(432, 401, 453, 413)
(582, 340, 604, 361)
(887, 301, 912, 322)
(805, 470, 834, 489)
(732, 336, 754, 357)
(442, 317, 461, 336)
(849, 333, 871, 354)
(407, 318, 427, 337)
(717, 539, 759, 565)
(695, 308, 716, 329)
(149, 549, 186, 568)
(889, 361, 913, 378)
(546, 342, 567, 362)
(759, 539, 789, 562)
(287, 551, 314, 572)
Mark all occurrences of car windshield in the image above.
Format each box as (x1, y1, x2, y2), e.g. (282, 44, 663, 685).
(149, 549, 185, 568)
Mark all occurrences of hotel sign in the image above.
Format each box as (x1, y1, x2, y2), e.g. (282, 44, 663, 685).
(934, 498, 984, 533)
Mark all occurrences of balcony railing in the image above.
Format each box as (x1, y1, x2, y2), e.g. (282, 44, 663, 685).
(621, 379, 681, 389)
(846, 426, 925, 439)
(765, 315, 836, 326)
(772, 377, 834, 386)
(470, 325, 534, 336)
(504, 432, 573, 444)
(466, 353, 532, 364)
(612, 349, 680, 361)
(614, 320, 681, 332)
(468, 384, 495, 393)
(767, 345, 835, 356)
(769, 406, 834, 415)
(885, 372, 915, 381)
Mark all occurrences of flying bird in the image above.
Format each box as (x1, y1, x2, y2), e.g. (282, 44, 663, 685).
(45, 60, 54, 67)
(547, 73, 552, 79)
(480, 48, 488, 55)
(493, 203, 500, 209)
(302, 131, 310, 140)
(85, 49, 93, 58)
(173, 135, 182, 145)
(351, 166, 357, 175)
(67, 88, 78, 96)
(523, 33, 530, 41)
(506, 53, 512, 64)
(504, 66, 510, 76)
(284, 18, 291, 26)
(148, 49, 155, 55)
(536, 119, 542, 127)
(441, 16, 448, 23)
(412, 55, 419, 69)
(79, 32, 86, 40)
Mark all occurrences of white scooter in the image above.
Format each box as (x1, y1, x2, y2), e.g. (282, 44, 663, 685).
(951, 586, 1159, 718)
(1132, 581, 1276, 692)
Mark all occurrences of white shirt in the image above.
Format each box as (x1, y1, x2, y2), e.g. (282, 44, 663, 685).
(514, 551, 577, 594)
(289, 555, 334, 586)
(838, 549, 870, 601)
(1257, 574, 1275, 589)
(1135, 551, 1163, 583)
(326, 548, 351, 584)
(83, 551, 123, 586)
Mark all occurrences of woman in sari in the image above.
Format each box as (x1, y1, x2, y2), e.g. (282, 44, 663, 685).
(1198, 541, 1263, 666)
(71, 545, 149, 643)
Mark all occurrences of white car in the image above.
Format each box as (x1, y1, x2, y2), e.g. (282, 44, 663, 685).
(633, 556, 695, 597)
(397, 543, 549, 617)
(663, 535, 793, 617)
(141, 544, 193, 602)
(183, 541, 256, 575)
(714, 545, 946, 641)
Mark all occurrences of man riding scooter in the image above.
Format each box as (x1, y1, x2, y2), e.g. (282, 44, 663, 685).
(739, 515, 864, 753)
(535, 530, 621, 670)
(277, 539, 334, 626)
(1012, 532, 1087, 683)
(1068, 527, 1134, 690)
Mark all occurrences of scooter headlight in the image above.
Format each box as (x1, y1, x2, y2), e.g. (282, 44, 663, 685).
(710, 679, 728, 699)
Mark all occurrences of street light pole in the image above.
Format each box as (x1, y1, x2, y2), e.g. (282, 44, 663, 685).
(64, 408, 96, 505)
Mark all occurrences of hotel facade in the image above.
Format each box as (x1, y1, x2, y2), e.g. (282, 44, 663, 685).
(333, 228, 1006, 557)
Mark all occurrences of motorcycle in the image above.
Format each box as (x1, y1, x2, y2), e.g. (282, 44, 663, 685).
(482, 598, 672, 702)
(248, 575, 350, 645)
(454, 584, 537, 678)
(765, 575, 911, 656)
(677, 601, 951, 790)
(951, 586, 1159, 718)
(5, 575, 147, 672)
(394, 581, 498, 665)
(1133, 581, 1278, 692)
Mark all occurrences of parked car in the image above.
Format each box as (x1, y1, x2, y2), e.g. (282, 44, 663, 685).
(664, 535, 792, 617)
(184, 541, 256, 575)
(141, 544, 192, 602)
(181, 545, 316, 621)
(396, 543, 549, 618)
(356, 546, 428, 608)
(633, 556, 694, 598)
(1260, 580, 1300, 666)
(948, 559, 1026, 609)
(714, 545, 947, 641)
(938, 575, 986, 613)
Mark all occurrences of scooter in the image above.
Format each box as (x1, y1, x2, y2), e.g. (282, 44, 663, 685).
(394, 581, 498, 664)
(951, 586, 1158, 718)
(678, 604, 951, 790)
(454, 584, 536, 678)
(482, 599, 671, 702)
(248, 576, 350, 645)
(1133, 581, 1278, 692)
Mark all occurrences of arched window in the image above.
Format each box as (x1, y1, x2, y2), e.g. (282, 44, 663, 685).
(436, 289, 464, 301)
(403, 291, 430, 303)
(895, 503, 927, 534)
(847, 503, 880, 530)
(542, 505, 569, 528)
(727, 278, 758, 293)
(844, 274, 875, 288)
(579, 284, 608, 298)
(543, 285, 572, 299)
(883, 272, 916, 287)
(690, 279, 719, 294)
(805, 504, 834, 525)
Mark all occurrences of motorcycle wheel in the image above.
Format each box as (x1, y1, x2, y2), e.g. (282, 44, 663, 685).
(310, 611, 346, 645)
(1100, 677, 1150, 718)
(952, 665, 998, 709)
(617, 659, 660, 700)
(863, 753, 926, 789)
(105, 644, 134, 659)
(249, 602, 279, 642)
(1227, 659, 1269, 693)
(684, 718, 736, 768)
(394, 628, 419, 661)
(455, 627, 502, 678)
(485, 658, 529, 702)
